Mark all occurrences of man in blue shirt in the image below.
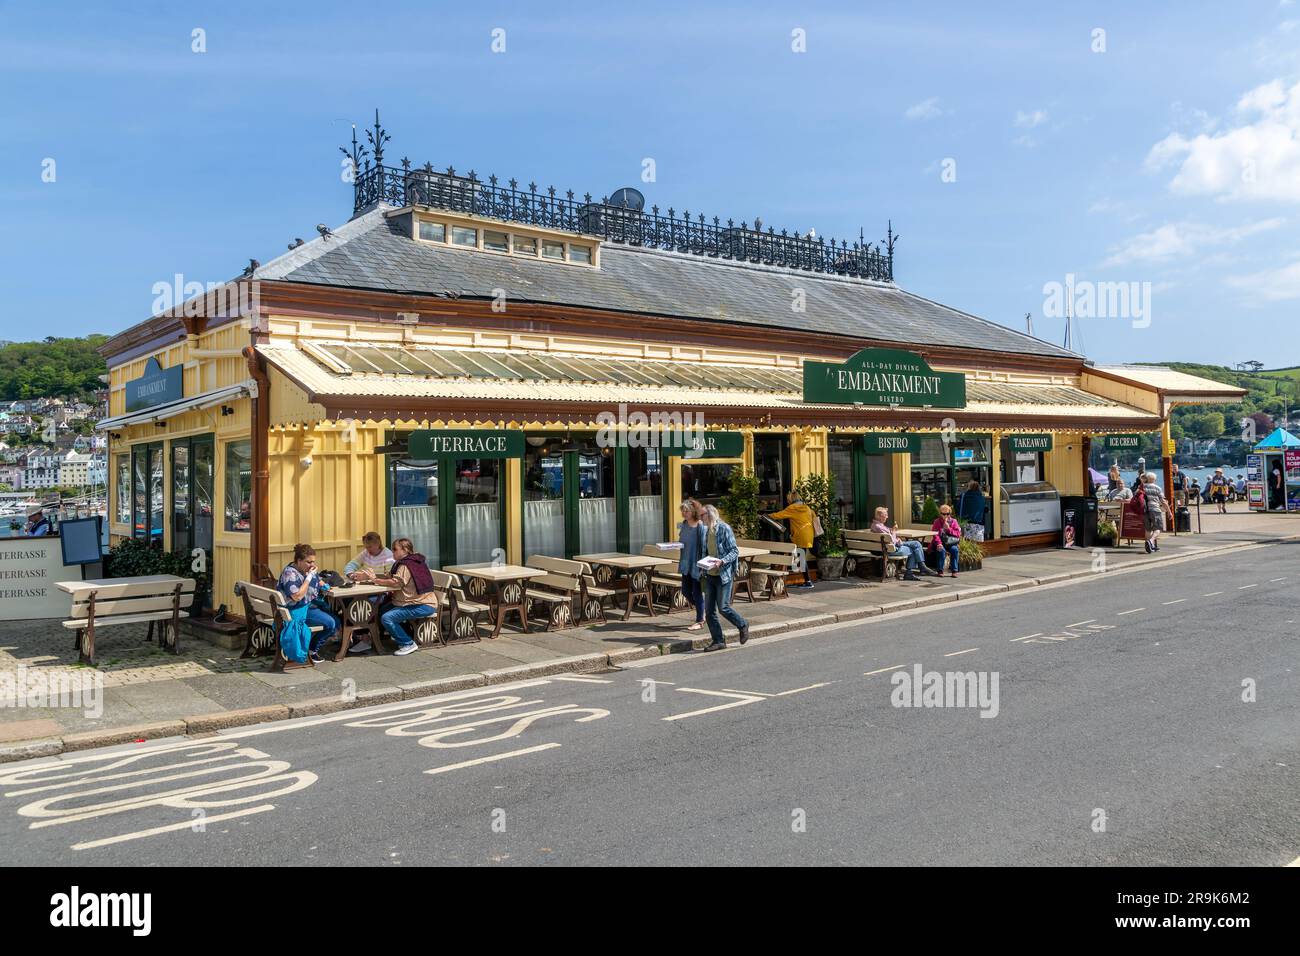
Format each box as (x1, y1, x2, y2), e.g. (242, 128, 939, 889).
(24, 504, 53, 536)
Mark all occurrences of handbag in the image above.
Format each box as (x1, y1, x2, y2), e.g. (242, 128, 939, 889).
(939, 519, 960, 548)
(812, 513, 825, 537)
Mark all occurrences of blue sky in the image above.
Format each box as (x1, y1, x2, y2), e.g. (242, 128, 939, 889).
(2, 1, 1298, 366)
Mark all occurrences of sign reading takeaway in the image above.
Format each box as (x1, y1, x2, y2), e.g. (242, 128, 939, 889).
(407, 430, 525, 459)
(1008, 434, 1054, 452)
(802, 348, 966, 409)
(124, 357, 183, 413)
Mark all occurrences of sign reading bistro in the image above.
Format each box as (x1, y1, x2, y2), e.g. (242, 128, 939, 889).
(861, 432, 920, 455)
(407, 430, 525, 459)
(802, 348, 966, 409)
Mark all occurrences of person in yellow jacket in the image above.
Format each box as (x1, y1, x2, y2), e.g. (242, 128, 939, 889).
(769, 491, 818, 589)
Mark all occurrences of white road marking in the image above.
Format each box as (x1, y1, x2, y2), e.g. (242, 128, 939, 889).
(424, 743, 561, 775)
(864, 664, 906, 676)
(774, 682, 832, 696)
(1067, 620, 1096, 628)
(1269, 578, 1286, 583)
(72, 805, 276, 851)
(944, 648, 978, 657)
(1162, 599, 1187, 606)
(1010, 633, 1043, 643)
(1239, 584, 1258, 590)
(720, 689, 774, 697)
(664, 689, 766, 721)
(554, 675, 612, 684)
(1203, 591, 1224, 596)
(1116, 608, 1145, 616)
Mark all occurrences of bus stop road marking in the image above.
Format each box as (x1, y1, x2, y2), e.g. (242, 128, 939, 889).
(864, 664, 906, 676)
(71, 805, 276, 852)
(944, 648, 979, 657)
(425, 743, 561, 776)
(1116, 608, 1145, 616)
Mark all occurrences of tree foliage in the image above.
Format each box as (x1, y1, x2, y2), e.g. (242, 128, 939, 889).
(0, 335, 108, 401)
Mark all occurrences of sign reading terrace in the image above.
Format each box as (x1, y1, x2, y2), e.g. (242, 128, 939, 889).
(408, 430, 524, 459)
(802, 348, 966, 409)
(124, 357, 183, 413)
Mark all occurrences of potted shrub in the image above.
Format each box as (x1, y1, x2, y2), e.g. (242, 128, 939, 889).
(1096, 517, 1118, 547)
(106, 537, 211, 614)
(719, 469, 761, 541)
(957, 536, 984, 571)
(794, 471, 846, 579)
(920, 495, 940, 524)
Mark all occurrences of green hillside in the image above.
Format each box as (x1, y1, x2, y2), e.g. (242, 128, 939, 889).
(0, 336, 108, 401)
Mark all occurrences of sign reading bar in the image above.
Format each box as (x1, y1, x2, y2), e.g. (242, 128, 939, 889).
(803, 348, 966, 409)
(124, 357, 183, 413)
(663, 431, 745, 459)
(1102, 434, 1143, 451)
(861, 432, 919, 455)
(1008, 434, 1054, 452)
(407, 430, 524, 459)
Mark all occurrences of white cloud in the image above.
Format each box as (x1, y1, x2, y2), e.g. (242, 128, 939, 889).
(905, 97, 943, 120)
(1227, 256, 1300, 301)
(1101, 219, 1285, 267)
(1145, 78, 1300, 201)
(1014, 109, 1048, 128)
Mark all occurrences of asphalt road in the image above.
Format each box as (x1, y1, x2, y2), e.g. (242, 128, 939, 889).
(3, 541, 1297, 866)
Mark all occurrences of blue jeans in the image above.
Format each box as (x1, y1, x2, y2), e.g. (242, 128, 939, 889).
(936, 543, 959, 573)
(703, 574, 746, 645)
(381, 603, 436, 647)
(681, 575, 704, 622)
(890, 540, 926, 570)
(305, 603, 339, 652)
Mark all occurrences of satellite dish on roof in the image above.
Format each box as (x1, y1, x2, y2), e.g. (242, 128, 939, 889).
(608, 187, 645, 211)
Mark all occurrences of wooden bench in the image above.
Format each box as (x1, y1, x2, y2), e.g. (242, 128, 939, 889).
(523, 556, 584, 630)
(440, 571, 492, 644)
(843, 528, 908, 582)
(576, 563, 617, 624)
(639, 545, 690, 612)
(234, 580, 324, 671)
(63, 577, 195, 669)
(743, 541, 799, 599)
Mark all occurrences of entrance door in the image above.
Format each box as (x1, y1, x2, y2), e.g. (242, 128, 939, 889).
(132, 442, 164, 546)
(753, 434, 791, 540)
(171, 435, 214, 562)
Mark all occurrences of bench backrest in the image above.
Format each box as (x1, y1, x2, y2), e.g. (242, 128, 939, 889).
(736, 538, 798, 555)
(526, 554, 586, 576)
(531, 572, 581, 593)
(236, 580, 290, 624)
(639, 544, 679, 562)
(843, 529, 894, 554)
(69, 578, 196, 620)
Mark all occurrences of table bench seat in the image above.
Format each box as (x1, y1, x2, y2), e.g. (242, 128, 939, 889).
(60, 577, 195, 668)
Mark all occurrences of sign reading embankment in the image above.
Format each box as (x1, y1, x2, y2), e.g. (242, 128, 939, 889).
(803, 348, 966, 409)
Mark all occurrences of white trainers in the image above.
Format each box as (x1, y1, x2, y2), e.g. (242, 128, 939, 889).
(347, 639, 372, 655)
(394, 643, 418, 656)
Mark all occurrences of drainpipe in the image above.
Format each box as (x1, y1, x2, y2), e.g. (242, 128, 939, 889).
(243, 345, 271, 579)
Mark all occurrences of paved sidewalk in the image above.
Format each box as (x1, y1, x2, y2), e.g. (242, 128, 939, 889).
(2, 505, 1295, 760)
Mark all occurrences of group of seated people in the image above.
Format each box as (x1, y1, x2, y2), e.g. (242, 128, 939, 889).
(276, 531, 439, 663)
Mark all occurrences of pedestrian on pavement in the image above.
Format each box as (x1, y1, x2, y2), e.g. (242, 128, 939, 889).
(373, 537, 440, 656)
(277, 544, 340, 664)
(769, 490, 817, 589)
(1141, 473, 1167, 553)
(1209, 468, 1231, 513)
(677, 499, 707, 631)
(957, 480, 986, 542)
(1170, 463, 1187, 507)
(929, 504, 962, 578)
(870, 506, 935, 581)
(698, 504, 749, 651)
(1269, 461, 1285, 510)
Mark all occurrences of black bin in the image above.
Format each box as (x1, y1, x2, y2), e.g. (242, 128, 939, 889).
(1060, 495, 1098, 549)
(1175, 506, 1191, 533)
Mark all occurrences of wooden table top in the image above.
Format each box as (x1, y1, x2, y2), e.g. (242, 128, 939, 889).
(443, 564, 546, 581)
(574, 553, 666, 569)
(325, 582, 398, 599)
(57, 574, 188, 596)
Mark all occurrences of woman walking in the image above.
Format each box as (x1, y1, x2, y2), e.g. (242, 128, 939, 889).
(698, 504, 749, 651)
(929, 504, 963, 578)
(676, 499, 707, 631)
(1140, 472, 1167, 553)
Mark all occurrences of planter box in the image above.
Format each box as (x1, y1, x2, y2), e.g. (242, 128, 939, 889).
(817, 556, 847, 580)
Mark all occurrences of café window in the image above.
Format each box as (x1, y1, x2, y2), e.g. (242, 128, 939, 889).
(389, 459, 440, 568)
(577, 439, 616, 554)
(682, 461, 735, 508)
(455, 458, 502, 565)
(828, 437, 855, 527)
(523, 436, 566, 558)
(628, 446, 663, 551)
(483, 229, 509, 253)
(451, 225, 478, 247)
(115, 454, 130, 524)
(131, 443, 164, 544)
(418, 220, 446, 242)
(224, 440, 252, 532)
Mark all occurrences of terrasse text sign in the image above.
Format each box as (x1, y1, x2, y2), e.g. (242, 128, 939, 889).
(124, 357, 183, 413)
(408, 430, 524, 459)
(802, 348, 966, 409)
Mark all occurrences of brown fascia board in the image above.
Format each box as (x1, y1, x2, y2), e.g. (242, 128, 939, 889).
(255, 281, 1088, 376)
(98, 275, 255, 362)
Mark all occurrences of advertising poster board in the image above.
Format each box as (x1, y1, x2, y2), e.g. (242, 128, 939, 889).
(1246, 454, 1265, 512)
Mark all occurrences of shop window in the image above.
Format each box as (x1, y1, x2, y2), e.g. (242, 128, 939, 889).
(115, 454, 130, 524)
(628, 446, 663, 551)
(451, 225, 477, 247)
(131, 443, 164, 544)
(541, 239, 565, 260)
(418, 220, 446, 242)
(513, 235, 537, 256)
(577, 440, 616, 554)
(389, 460, 440, 567)
(569, 244, 592, 264)
(828, 438, 855, 527)
(224, 440, 252, 532)
(524, 436, 566, 558)
(682, 461, 735, 509)
(912, 436, 949, 466)
(455, 458, 501, 564)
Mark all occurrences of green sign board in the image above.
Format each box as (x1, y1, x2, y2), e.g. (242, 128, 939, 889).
(1102, 433, 1143, 451)
(662, 431, 745, 459)
(124, 357, 183, 413)
(860, 432, 920, 455)
(407, 429, 524, 459)
(1008, 434, 1054, 452)
(803, 348, 966, 409)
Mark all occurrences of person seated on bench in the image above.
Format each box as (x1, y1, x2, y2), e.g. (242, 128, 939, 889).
(869, 506, 936, 581)
(343, 531, 394, 581)
(929, 504, 962, 578)
(278, 543, 341, 664)
(768, 491, 816, 590)
(372, 537, 438, 657)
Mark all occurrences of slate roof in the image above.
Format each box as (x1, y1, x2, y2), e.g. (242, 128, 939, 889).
(254, 205, 1079, 360)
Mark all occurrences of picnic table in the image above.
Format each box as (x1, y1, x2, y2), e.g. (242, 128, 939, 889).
(574, 552, 669, 619)
(324, 581, 398, 660)
(57, 574, 194, 667)
(443, 563, 545, 636)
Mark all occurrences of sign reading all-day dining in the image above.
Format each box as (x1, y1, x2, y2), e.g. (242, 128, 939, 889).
(124, 356, 183, 413)
(802, 348, 966, 409)
(407, 429, 525, 459)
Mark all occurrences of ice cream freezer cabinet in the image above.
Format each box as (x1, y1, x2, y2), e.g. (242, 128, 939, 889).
(999, 481, 1062, 536)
